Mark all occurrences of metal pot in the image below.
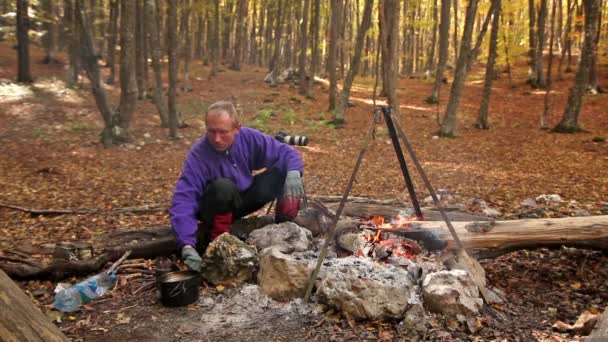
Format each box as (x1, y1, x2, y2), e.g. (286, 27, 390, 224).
(157, 270, 201, 307)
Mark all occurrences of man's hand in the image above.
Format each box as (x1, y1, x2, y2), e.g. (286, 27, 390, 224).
(181, 245, 202, 272)
(284, 170, 304, 197)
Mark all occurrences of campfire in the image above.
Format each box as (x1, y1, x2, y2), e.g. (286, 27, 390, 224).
(355, 214, 424, 261)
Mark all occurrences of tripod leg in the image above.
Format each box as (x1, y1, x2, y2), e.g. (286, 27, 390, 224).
(304, 111, 380, 303)
(382, 107, 424, 219)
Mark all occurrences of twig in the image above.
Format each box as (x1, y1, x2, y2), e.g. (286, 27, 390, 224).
(107, 250, 132, 274)
(132, 281, 156, 295)
(0, 203, 167, 216)
(0, 255, 43, 268)
(117, 262, 148, 270)
(2, 249, 32, 259)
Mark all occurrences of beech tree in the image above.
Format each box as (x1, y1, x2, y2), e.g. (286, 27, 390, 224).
(427, 0, 450, 104)
(553, 0, 601, 133)
(16, 0, 32, 83)
(439, 0, 479, 137)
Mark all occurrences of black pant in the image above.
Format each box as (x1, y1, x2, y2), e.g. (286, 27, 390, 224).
(196, 167, 287, 225)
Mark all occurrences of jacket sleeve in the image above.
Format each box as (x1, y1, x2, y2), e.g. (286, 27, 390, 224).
(169, 152, 206, 249)
(250, 129, 304, 173)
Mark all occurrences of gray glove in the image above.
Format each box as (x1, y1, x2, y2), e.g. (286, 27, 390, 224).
(181, 246, 202, 272)
(284, 170, 304, 197)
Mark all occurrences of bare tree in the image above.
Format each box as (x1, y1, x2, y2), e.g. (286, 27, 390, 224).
(541, 0, 557, 129)
(534, 0, 548, 88)
(145, 0, 168, 127)
(210, 0, 219, 77)
(167, 0, 179, 138)
(553, 0, 600, 133)
(135, 0, 147, 99)
(297, 0, 310, 95)
(426, 0, 450, 104)
(558, 0, 575, 78)
(328, 0, 343, 111)
(65, 0, 80, 88)
(41, 0, 59, 64)
(269, 0, 285, 87)
(439, 0, 479, 137)
(476, 0, 501, 129)
(379, 0, 401, 116)
(527, 0, 537, 85)
(105, 0, 119, 84)
(115, 0, 137, 143)
(307, 0, 321, 98)
(16, 0, 32, 82)
(334, 0, 374, 124)
(231, 0, 249, 70)
(180, 0, 192, 91)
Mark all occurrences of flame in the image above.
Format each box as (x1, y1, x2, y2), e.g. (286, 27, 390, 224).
(366, 230, 382, 243)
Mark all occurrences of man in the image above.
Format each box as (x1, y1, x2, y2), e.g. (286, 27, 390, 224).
(170, 101, 304, 272)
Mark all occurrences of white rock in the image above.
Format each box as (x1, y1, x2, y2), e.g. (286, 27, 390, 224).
(520, 198, 537, 208)
(422, 270, 483, 317)
(246, 222, 312, 253)
(257, 247, 318, 302)
(536, 194, 563, 203)
(315, 257, 414, 320)
(482, 208, 502, 217)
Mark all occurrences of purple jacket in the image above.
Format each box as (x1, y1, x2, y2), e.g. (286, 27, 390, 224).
(170, 127, 304, 248)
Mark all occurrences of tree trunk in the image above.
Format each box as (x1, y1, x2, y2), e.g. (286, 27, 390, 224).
(180, 0, 192, 91)
(145, 0, 168, 127)
(527, 0, 537, 85)
(553, 0, 600, 133)
(426, 0, 438, 72)
(210, 0, 220, 77)
(135, 0, 147, 99)
(167, 0, 179, 139)
(307, 0, 321, 98)
(41, 0, 59, 64)
(501, 11, 514, 87)
(452, 0, 459, 64)
(249, 0, 259, 64)
(269, 0, 284, 87)
(194, 13, 204, 60)
(468, 0, 498, 68)
(328, 0, 342, 111)
(16, 0, 32, 83)
(534, 0, 548, 88)
(541, 0, 557, 129)
(334, 0, 374, 124)
(439, 0, 479, 137)
(231, 0, 248, 70)
(298, 0, 310, 95)
(427, 0, 450, 104)
(475, 0, 501, 129)
(587, 0, 603, 93)
(106, 0, 119, 84)
(75, 0, 119, 146)
(111, 0, 137, 145)
(65, 0, 80, 87)
(379, 0, 401, 116)
(0, 270, 68, 341)
(221, 0, 233, 61)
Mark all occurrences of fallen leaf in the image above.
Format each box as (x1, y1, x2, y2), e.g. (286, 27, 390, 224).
(216, 284, 225, 292)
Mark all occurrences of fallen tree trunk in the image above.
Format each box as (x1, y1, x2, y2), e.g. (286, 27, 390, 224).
(0, 270, 68, 341)
(342, 215, 608, 259)
(3, 214, 607, 279)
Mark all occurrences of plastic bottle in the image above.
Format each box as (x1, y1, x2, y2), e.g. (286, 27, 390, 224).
(53, 272, 117, 312)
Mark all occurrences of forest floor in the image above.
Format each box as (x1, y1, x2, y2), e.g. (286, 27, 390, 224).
(0, 43, 607, 341)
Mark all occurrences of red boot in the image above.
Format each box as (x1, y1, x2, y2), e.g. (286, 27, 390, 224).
(275, 196, 299, 223)
(210, 213, 233, 241)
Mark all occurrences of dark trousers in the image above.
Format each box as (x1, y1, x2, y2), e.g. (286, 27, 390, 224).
(196, 167, 287, 227)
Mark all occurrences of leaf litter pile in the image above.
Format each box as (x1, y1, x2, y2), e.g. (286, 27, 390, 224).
(0, 44, 607, 340)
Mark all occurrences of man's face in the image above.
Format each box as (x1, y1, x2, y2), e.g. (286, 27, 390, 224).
(205, 110, 240, 152)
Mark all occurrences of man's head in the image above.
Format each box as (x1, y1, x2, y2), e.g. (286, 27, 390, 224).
(205, 101, 241, 152)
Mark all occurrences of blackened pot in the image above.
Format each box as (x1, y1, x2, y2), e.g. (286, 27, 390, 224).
(157, 270, 201, 307)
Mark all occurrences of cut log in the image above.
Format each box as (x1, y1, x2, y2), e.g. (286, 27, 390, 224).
(326, 202, 493, 222)
(0, 270, 68, 341)
(588, 307, 608, 342)
(341, 215, 608, 259)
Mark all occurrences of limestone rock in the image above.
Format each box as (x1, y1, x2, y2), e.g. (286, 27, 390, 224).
(315, 257, 415, 320)
(257, 247, 319, 301)
(246, 222, 312, 253)
(201, 233, 259, 285)
(482, 208, 502, 218)
(422, 270, 483, 317)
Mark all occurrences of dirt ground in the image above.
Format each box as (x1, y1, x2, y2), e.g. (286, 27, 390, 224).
(0, 43, 607, 341)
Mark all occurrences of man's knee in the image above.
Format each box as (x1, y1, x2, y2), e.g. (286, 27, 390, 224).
(206, 178, 238, 204)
